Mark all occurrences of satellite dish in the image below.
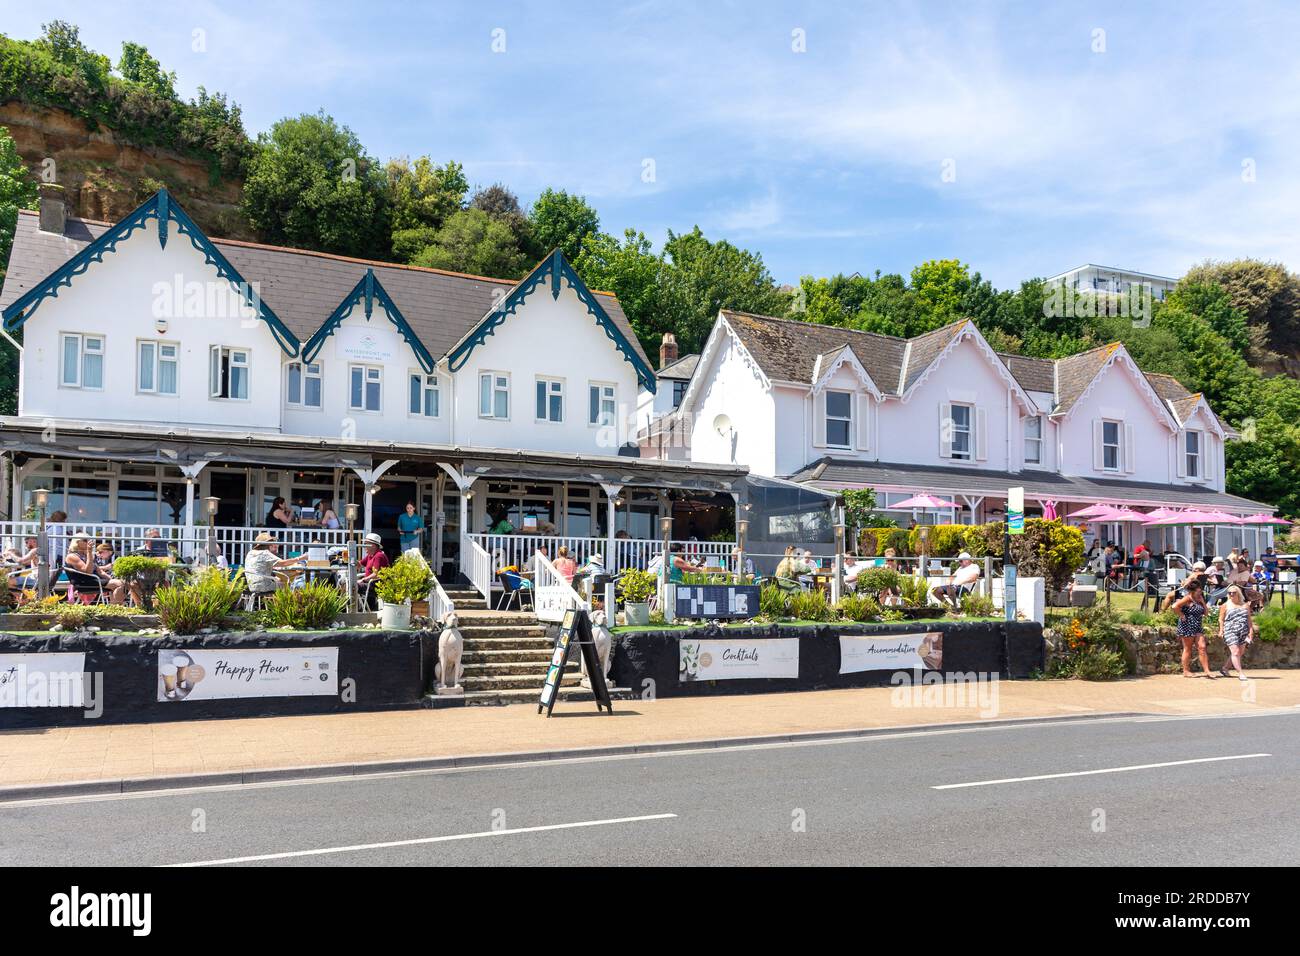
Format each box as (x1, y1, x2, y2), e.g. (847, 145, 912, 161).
(713, 413, 733, 437)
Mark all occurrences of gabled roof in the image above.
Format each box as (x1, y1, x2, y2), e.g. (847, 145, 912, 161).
(301, 268, 436, 373)
(719, 310, 906, 392)
(1051, 341, 1179, 430)
(812, 344, 882, 399)
(1, 190, 299, 355)
(0, 199, 650, 380)
(444, 249, 657, 392)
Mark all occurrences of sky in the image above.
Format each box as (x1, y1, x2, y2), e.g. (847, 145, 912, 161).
(6, 0, 1300, 289)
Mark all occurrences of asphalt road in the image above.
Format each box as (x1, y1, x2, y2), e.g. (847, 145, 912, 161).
(3, 711, 1296, 866)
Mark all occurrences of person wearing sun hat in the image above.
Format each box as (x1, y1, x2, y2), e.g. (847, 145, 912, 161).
(243, 531, 297, 593)
(356, 532, 390, 608)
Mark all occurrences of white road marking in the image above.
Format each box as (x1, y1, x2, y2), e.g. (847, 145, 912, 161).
(164, 813, 678, 866)
(932, 753, 1271, 790)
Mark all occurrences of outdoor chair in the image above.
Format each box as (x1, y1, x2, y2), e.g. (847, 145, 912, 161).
(497, 570, 533, 612)
(63, 567, 108, 605)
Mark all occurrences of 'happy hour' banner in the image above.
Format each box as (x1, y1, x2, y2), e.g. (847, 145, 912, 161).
(157, 648, 338, 702)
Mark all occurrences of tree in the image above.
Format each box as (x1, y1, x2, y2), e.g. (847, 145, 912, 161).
(33, 20, 110, 89)
(1182, 259, 1300, 355)
(660, 226, 791, 353)
(117, 42, 175, 98)
(409, 208, 530, 279)
(0, 126, 36, 417)
(242, 111, 389, 259)
(528, 188, 599, 263)
(910, 259, 972, 332)
(386, 156, 466, 235)
(574, 228, 674, 359)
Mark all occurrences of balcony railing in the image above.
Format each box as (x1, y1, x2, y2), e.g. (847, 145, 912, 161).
(468, 533, 735, 576)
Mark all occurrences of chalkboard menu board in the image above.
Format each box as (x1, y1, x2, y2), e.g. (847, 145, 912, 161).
(538, 609, 612, 717)
(672, 584, 761, 621)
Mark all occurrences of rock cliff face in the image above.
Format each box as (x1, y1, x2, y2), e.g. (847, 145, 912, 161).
(1, 101, 253, 239)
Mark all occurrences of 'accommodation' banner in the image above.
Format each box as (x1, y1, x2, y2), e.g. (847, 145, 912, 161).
(839, 632, 943, 674)
(157, 648, 338, 702)
(679, 638, 799, 681)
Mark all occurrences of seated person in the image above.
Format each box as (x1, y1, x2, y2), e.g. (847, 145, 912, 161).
(552, 546, 579, 583)
(357, 533, 390, 608)
(774, 546, 801, 581)
(5, 535, 40, 587)
(243, 532, 299, 594)
(63, 533, 127, 604)
(142, 527, 171, 557)
(1204, 557, 1230, 604)
(730, 546, 755, 578)
(930, 552, 981, 609)
(664, 542, 703, 583)
(842, 553, 863, 590)
(1262, 548, 1279, 579)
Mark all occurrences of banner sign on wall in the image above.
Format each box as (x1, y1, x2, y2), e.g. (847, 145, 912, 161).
(157, 648, 338, 702)
(839, 632, 943, 674)
(679, 638, 799, 681)
(335, 326, 399, 364)
(672, 585, 761, 621)
(0, 653, 86, 708)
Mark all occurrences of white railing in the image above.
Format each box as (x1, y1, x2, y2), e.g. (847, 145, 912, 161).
(0, 520, 353, 567)
(468, 533, 736, 579)
(463, 535, 493, 603)
(533, 551, 588, 623)
(429, 575, 456, 623)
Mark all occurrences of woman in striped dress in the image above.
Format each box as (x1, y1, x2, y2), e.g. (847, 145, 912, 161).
(1171, 579, 1214, 678)
(1216, 585, 1253, 682)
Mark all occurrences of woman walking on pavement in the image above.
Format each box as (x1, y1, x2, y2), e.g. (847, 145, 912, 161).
(1172, 579, 1215, 678)
(1215, 585, 1253, 682)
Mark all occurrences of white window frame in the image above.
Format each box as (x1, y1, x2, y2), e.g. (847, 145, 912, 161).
(1024, 414, 1043, 466)
(479, 371, 510, 420)
(1185, 430, 1201, 479)
(136, 339, 178, 396)
(348, 363, 383, 413)
(1102, 419, 1121, 472)
(409, 370, 440, 418)
(588, 382, 617, 428)
(285, 361, 323, 410)
(949, 403, 973, 461)
(208, 345, 250, 401)
(535, 377, 565, 424)
(824, 389, 853, 449)
(59, 333, 104, 390)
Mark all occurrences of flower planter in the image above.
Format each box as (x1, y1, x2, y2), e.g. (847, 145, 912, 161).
(379, 599, 412, 629)
(624, 602, 651, 626)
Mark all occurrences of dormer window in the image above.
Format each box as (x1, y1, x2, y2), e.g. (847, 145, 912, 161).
(824, 390, 852, 447)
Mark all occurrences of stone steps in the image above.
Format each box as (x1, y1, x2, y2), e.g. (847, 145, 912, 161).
(461, 672, 584, 692)
(463, 647, 556, 663)
(462, 659, 579, 677)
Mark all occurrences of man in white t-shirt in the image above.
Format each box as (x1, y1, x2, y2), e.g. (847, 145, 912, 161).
(931, 552, 981, 609)
(842, 554, 863, 590)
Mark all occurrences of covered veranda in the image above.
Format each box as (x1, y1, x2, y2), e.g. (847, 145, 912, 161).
(789, 458, 1280, 562)
(0, 418, 749, 602)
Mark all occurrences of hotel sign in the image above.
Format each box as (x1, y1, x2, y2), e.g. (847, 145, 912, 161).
(336, 326, 399, 364)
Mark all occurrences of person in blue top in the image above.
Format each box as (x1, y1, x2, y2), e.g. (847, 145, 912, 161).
(397, 502, 425, 553)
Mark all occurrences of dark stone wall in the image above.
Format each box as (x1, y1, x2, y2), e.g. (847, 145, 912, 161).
(609, 620, 1043, 699)
(0, 629, 436, 728)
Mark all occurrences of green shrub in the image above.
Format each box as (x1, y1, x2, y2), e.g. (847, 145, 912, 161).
(620, 569, 658, 605)
(858, 527, 910, 556)
(759, 583, 792, 618)
(960, 593, 996, 617)
(907, 524, 968, 558)
(896, 574, 932, 608)
(789, 589, 833, 622)
(375, 554, 434, 605)
(154, 567, 244, 634)
(1071, 646, 1128, 681)
(835, 592, 882, 622)
(264, 581, 347, 630)
(55, 604, 91, 630)
(1126, 610, 1155, 627)
(856, 566, 901, 598)
(112, 555, 171, 611)
(1255, 603, 1300, 643)
(679, 570, 731, 585)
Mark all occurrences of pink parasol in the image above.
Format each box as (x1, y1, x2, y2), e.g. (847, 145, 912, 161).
(1144, 509, 1240, 526)
(1067, 503, 1119, 519)
(892, 493, 959, 510)
(1090, 506, 1149, 522)
(1240, 513, 1293, 526)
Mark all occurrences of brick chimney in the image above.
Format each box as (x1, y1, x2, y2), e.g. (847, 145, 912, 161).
(38, 182, 67, 236)
(659, 332, 679, 370)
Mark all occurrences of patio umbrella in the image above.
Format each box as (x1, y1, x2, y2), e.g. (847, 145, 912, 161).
(1142, 506, 1178, 521)
(1198, 510, 1245, 525)
(1067, 503, 1118, 519)
(1241, 513, 1293, 526)
(1143, 508, 1231, 526)
(892, 493, 959, 510)
(1089, 506, 1149, 523)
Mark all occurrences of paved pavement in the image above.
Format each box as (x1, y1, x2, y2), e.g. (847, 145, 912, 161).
(2, 710, 1294, 866)
(3, 671, 1298, 790)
